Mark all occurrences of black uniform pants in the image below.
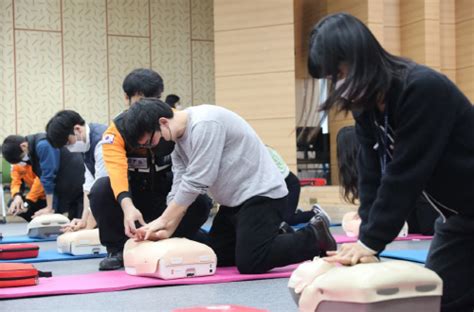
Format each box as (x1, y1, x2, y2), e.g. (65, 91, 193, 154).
(426, 215, 474, 312)
(89, 171, 211, 253)
(209, 195, 320, 274)
(282, 172, 315, 225)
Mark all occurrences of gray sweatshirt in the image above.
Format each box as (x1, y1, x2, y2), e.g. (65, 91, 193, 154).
(167, 105, 288, 207)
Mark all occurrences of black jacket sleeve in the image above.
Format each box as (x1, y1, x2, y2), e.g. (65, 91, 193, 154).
(358, 69, 458, 252)
(353, 112, 381, 232)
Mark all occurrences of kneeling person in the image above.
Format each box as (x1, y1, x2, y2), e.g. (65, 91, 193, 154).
(123, 99, 336, 274)
(46, 110, 108, 232)
(87, 68, 211, 271)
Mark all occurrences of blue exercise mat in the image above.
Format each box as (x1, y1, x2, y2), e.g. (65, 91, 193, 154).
(0, 235, 57, 244)
(0, 249, 106, 263)
(380, 249, 428, 264)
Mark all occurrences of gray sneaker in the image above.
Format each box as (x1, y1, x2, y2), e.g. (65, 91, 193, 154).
(311, 204, 332, 227)
(99, 251, 124, 271)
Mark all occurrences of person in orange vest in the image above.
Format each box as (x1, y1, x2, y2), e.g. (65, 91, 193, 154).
(7, 163, 47, 221)
(88, 68, 211, 271)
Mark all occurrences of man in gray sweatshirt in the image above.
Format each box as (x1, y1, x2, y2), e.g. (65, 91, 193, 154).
(122, 98, 336, 274)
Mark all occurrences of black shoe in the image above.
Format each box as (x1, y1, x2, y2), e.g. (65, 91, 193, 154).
(279, 221, 295, 234)
(308, 216, 337, 257)
(99, 251, 124, 271)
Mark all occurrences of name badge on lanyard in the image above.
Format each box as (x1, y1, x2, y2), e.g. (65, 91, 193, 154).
(128, 157, 148, 169)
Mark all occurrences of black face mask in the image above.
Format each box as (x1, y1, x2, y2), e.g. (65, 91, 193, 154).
(153, 138, 175, 158)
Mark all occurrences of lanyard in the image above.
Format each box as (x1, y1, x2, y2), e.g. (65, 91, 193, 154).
(381, 108, 389, 175)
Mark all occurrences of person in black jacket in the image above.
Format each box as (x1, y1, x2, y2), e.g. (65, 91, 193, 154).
(308, 13, 474, 312)
(336, 125, 438, 235)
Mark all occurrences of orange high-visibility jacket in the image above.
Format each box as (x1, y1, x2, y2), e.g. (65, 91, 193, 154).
(10, 164, 46, 202)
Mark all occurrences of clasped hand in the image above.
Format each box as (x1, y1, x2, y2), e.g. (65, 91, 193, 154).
(324, 242, 379, 266)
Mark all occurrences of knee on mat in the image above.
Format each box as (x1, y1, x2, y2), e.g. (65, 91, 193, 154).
(235, 255, 267, 274)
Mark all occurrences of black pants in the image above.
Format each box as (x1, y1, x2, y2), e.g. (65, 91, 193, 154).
(7, 198, 47, 222)
(425, 215, 474, 312)
(89, 173, 211, 253)
(209, 195, 320, 274)
(54, 150, 85, 219)
(282, 172, 314, 225)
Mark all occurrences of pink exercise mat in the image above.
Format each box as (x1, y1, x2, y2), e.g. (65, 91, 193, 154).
(0, 264, 298, 299)
(334, 233, 432, 244)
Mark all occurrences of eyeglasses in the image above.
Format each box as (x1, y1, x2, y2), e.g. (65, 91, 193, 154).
(138, 130, 156, 149)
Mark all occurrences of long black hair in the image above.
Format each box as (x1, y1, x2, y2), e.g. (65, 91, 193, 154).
(308, 13, 412, 112)
(336, 126, 360, 204)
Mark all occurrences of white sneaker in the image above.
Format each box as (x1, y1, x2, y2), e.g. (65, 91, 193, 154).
(311, 204, 332, 227)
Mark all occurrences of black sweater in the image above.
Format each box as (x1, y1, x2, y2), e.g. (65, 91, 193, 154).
(353, 64, 474, 252)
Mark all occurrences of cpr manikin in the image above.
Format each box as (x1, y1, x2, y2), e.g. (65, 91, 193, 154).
(288, 257, 442, 312)
(27, 214, 69, 238)
(124, 237, 217, 280)
(342, 211, 408, 238)
(57, 229, 106, 255)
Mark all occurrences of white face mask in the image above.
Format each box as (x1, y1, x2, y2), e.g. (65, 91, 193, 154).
(21, 154, 29, 162)
(335, 78, 353, 100)
(66, 140, 89, 153)
(335, 78, 345, 90)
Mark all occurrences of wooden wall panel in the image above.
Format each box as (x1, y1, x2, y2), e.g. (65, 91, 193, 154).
(214, 0, 296, 171)
(216, 72, 295, 120)
(0, 0, 16, 139)
(108, 37, 150, 117)
(382, 0, 400, 55)
(327, 0, 368, 22)
(455, 0, 473, 23)
(214, 0, 293, 32)
(192, 41, 215, 105)
(457, 66, 474, 101)
(151, 0, 191, 106)
(456, 19, 474, 68)
(247, 118, 297, 167)
(63, 0, 108, 124)
(215, 24, 295, 77)
(440, 0, 455, 79)
(15, 31, 63, 134)
(14, 0, 60, 31)
(107, 0, 149, 37)
(400, 0, 425, 25)
(455, 1, 473, 102)
(401, 20, 427, 62)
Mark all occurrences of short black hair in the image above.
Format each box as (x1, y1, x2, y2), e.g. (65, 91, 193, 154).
(46, 110, 86, 148)
(308, 13, 411, 112)
(165, 94, 180, 108)
(122, 68, 164, 99)
(123, 97, 174, 148)
(2, 135, 27, 164)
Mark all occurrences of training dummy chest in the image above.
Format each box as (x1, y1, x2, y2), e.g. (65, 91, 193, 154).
(288, 258, 442, 312)
(124, 237, 217, 280)
(27, 214, 69, 238)
(57, 229, 106, 255)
